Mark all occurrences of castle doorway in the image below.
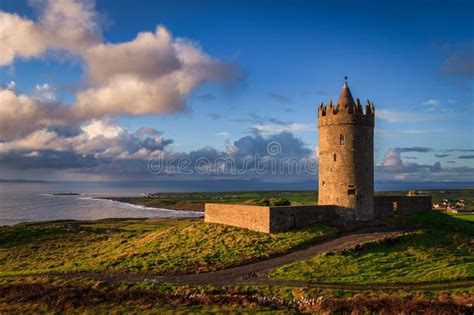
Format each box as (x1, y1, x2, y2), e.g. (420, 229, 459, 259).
(287, 214, 297, 228)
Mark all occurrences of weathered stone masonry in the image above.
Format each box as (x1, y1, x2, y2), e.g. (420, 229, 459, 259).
(206, 204, 337, 233)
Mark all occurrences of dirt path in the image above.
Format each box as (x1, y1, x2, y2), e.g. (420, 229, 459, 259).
(167, 225, 414, 286)
(5, 225, 473, 290)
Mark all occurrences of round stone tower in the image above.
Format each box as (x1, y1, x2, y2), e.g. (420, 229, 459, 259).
(317, 80, 375, 220)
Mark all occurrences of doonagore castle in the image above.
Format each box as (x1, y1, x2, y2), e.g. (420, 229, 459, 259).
(205, 80, 431, 233)
(318, 80, 375, 220)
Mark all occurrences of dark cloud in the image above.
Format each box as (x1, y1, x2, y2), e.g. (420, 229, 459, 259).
(376, 147, 474, 181)
(229, 113, 289, 126)
(446, 161, 455, 164)
(440, 42, 474, 79)
(0, 129, 316, 179)
(300, 90, 327, 97)
(208, 113, 223, 120)
(248, 113, 289, 126)
(140, 136, 173, 151)
(435, 154, 449, 158)
(194, 93, 216, 101)
(0, 150, 98, 169)
(404, 156, 418, 160)
(232, 132, 311, 159)
(140, 131, 317, 180)
(269, 93, 293, 104)
(47, 125, 82, 137)
(395, 147, 433, 153)
(443, 149, 474, 152)
(459, 155, 474, 159)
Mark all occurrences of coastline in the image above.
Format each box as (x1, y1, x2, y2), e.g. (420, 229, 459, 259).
(96, 196, 206, 212)
(96, 196, 205, 213)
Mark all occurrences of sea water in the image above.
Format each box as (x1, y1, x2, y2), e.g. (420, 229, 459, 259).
(0, 180, 472, 226)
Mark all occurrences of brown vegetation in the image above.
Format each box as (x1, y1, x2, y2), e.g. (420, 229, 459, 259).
(0, 281, 472, 314)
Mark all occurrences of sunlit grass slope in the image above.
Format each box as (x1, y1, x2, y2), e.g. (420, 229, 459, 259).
(270, 212, 474, 284)
(0, 218, 336, 276)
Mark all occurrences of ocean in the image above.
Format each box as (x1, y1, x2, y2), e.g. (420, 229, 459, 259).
(0, 180, 472, 226)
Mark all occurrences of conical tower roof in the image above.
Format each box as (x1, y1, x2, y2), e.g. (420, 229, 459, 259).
(337, 80, 355, 111)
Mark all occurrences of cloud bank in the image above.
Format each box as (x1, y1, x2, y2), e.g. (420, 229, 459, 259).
(376, 147, 474, 181)
(0, 0, 241, 141)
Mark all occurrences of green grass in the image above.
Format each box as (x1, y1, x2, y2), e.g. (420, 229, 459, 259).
(270, 212, 474, 284)
(102, 190, 318, 211)
(0, 218, 336, 276)
(390, 210, 474, 236)
(450, 214, 474, 222)
(104, 189, 474, 213)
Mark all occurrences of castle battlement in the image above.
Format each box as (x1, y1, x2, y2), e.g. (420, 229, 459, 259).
(318, 99, 374, 127)
(318, 81, 375, 127)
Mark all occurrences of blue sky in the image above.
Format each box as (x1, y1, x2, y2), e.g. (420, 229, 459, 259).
(0, 0, 472, 182)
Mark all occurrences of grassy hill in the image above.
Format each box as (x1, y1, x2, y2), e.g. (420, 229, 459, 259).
(270, 212, 474, 284)
(0, 218, 336, 276)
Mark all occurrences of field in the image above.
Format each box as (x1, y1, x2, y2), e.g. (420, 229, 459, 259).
(0, 218, 336, 276)
(101, 188, 474, 212)
(270, 211, 474, 284)
(101, 190, 318, 211)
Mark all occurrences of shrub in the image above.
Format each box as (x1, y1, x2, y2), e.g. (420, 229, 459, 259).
(272, 198, 291, 206)
(256, 198, 271, 206)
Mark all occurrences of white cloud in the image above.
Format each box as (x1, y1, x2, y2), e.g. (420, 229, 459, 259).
(23, 151, 40, 157)
(422, 99, 441, 106)
(252, 123, 316, 135)
(216, 132, 231, 140)
(0, 119, 173, 161)
(377, 109, 441, 123)
(74, 27, 240, 118)
(0, 12, 45, 65)
(6, 81, 15, 90)
(81, 119, 124, 139)
(0, 1, 241, 140)
(84, 26, 178, 83)
(0, 88, 71, 140)
(33, 84, 56, 102)
(0, 0, 100, 65)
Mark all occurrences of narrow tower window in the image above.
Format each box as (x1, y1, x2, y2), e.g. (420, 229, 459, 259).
(340, 134, 345, 145)
(333, 153, 336, 161)
(348, 185, 356, 195)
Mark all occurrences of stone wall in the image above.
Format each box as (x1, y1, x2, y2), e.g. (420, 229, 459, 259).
(205, 204, 271, 233)
(205, 203, 338, 233)
(205, 195, 432, 233)
(374, 195, 432, 218)
(269, 205, 336, 232)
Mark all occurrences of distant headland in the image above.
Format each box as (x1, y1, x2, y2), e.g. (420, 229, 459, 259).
(0, 179, 48, 183)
